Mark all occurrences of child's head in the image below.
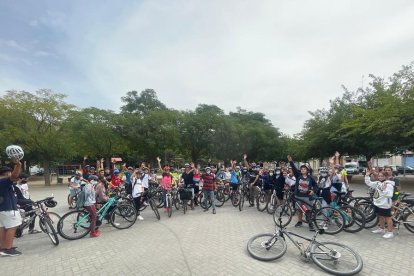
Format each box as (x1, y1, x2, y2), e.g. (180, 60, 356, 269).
(0, 166, 13, 177)
(378, 171, 388, 181)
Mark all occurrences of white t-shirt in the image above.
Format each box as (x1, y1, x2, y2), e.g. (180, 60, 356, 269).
(70, 177, 81, 190)
(141, 174, 149, 189)
(224, 172, 231, 181)
(19, 183, 30, 199)
(131, 177, 143, 198)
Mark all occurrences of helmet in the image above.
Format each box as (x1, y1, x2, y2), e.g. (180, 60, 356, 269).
(163, 166, 170, 171)
(184, 163, 190, 167)
(235, 166, 240, 170)
(0, 166, 13, 175)
(5, 145, 24, 160)
(44, 199, 57, 208)
(88, 175, 98, 181)
(113, 169, 120, 174)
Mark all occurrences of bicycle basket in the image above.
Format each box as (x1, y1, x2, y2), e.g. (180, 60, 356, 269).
(179, 188, 193, 200)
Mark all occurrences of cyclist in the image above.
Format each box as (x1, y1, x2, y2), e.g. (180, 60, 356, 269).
(68, 172, 83, 209)
(243, 154, 259, 207)
(109, 169, 123, 190)
(201, 167, 217, 214)
(0, 159, 22, 256)
(157, 157, 173, 212)
(180, 163, 196, 209)
(365, 169, 395, 239)
(83, 176, 100, 238)
(287, 155, 318, 229)
(12, 184, 41, 235)
(383, 165, 400, 201)
(131, 170, 144, 220)
(261, 168, 273, 205)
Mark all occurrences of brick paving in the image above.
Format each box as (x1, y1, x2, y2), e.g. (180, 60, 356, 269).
(1, 181, 414, 275)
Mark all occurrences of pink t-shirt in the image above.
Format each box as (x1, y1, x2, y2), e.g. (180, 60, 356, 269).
(161, 173, 172, 190)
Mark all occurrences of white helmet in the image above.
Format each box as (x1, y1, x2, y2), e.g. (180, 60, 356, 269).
(5, 145, 24, 160)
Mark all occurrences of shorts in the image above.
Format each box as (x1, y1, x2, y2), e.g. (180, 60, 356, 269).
(0, 210, 22, 229)
(374, 206, 391, 217)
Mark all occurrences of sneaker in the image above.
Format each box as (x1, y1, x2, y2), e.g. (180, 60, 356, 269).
(143, 202, 149, 206)
(28, 229, 42, 234)
(113, 222, 120, 226)
(90, 231, 101, 238)
(203, 208, 209, 212)
(249, 204, 255, 207)
(294, 221, 303, 228)
(372, 228, 386, 234)
(213, 209, 216, 214)
(1, 248, 22, 256)
(137, 215, 144, 221)
(383, 232, 394, 239)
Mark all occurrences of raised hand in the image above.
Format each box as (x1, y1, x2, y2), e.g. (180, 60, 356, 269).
(156, 157, 161, 162)
(335, 151, 340, 157)
(243, 154, 247, 160)
(287, 155, 293, 162)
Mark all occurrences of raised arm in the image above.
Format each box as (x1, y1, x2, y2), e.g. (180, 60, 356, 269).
(287, 155, 299, 178)
(243, 154, 249, 169)
(364, 169, 378, 188)
(157, 157, 162, 172)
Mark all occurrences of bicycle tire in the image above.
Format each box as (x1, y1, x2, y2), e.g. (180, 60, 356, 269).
(183, 200, 187, 214)
(239, 191, 244, 211)
(174, 197, 181, 210)
(403, 208, 414, 233)
(364, 215, 379, 229)
(200, 193, 212, 210)
(311, 241, 363, 275)
(111, 204, 137, 229)
(247, 233, 287, 261)
(215, 190, 225, 207)
(150, 199, 161, 220)
(341, 205, 366, 233)
(40, 216, 59, 246)
(273, 204, 293, 227)
(167, 197, 172, 218)
(57, 210, 90, 240)
(267, 194, 277, 214)
(313, 207, 346, 235)
(232, 192, 240, 207)
(257, 193, 268, 212)
(39, 212, 61, 232)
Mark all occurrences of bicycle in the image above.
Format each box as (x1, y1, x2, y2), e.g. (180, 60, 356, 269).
(391, 193, 414, 233)
(176, 188, 192, 214)
(273, 196, 347, 235)
(164, 190, 173, 218)
(16, 197, 60, 246)
(247, 212, 363, 275)
(57, 195, 137, 240)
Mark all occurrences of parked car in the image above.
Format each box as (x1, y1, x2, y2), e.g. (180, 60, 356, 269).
(397, 166, 414, 174)
(345, 162, 359, 175)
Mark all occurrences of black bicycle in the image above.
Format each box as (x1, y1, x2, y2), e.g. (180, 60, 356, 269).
(247, 211, 363, 275)
(16, 197, 60, 246)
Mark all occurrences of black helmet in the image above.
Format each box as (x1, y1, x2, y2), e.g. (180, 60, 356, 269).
(44, 199, 58, 208)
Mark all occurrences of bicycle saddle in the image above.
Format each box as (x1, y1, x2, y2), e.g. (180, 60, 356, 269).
(401, 198, 414, 206)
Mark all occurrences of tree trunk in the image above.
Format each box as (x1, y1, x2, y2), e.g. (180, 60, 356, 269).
(105, 157, 111, 170)
(25, 160, 31, 175)
(44, 159, 51, 186)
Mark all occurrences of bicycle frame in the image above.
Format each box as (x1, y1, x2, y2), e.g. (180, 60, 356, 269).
(75, 197, 117, 227)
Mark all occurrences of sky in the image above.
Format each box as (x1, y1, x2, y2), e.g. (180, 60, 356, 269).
(1, 0, 414, 135)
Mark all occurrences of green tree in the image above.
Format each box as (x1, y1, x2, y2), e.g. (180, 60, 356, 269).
(120, 89, 166, 115)
(0, 90, 74, 185)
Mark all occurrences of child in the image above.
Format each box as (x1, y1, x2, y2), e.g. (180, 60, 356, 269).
(18, 173, 30, 199)
(365, 170, 394, 239)
(83, 176, 100, 238)
(158, 161, 172, 213)
(131, 170, 144, 221)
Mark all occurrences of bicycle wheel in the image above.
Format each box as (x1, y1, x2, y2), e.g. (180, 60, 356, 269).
(150, 199, 161, 220)
(183, 200, 187, 214)
(39, 212, 61, 232)
(39, 216, 59, 246)
(311, 241, 363, 275)
(57, 210, 90, 240)
(267, 194, 277, 214)
(239, 191, 244, 211)
(313, 207, 345, 235)
(341, 205, 366, 233)
(174, 197, 181, 210)
(167, 197, 172, 218)
(215, 190, 225, 207)
(200, 193, 212, 210)
(110, 204, 137, 229)
(364, 215, 379, 229)
(273, 204, 293, 227)
(232, 192, 240, 207)
(403, 208, 414, 233)
(247, 233, 287, 261)
(257, 193, 268, 212)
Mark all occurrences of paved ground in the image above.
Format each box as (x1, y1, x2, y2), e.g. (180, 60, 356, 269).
(1, 180, 414, 275)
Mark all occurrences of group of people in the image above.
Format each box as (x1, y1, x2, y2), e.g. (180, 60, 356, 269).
(0, 152, 402, 257)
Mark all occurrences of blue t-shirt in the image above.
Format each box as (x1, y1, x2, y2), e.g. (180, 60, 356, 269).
(124, 171, 132, 185)
(230, 171, 239, 184)
(0, 177, 18, 211)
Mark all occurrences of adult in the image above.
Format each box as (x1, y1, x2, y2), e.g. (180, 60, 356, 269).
(243, 154, 259, 207)
(68, 172, 83, 209)
(201, 167, 216, 214)
(0, 159, 22, 256)
(180, 162, 196, 209)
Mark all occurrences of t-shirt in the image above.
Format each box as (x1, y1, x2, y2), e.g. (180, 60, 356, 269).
(230, 171, 239, 184)
(18, 183, 30, 199)
(141, 173, 149, 189)
(131, 177, 143, 198)
(0, 177, 18, 211)
(248, 170, 258, 183)
(70, 177, 82, 190)
(181, 171, 194, 187)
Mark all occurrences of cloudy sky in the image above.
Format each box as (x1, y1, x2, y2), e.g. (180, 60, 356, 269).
(1, 1, 413, 135)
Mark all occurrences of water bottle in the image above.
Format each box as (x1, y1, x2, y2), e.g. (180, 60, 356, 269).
(301, 204, 308, 213)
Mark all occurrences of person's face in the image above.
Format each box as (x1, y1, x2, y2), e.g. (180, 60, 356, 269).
(105, 169, 110, 174)
(300, 167, 308, 175)
(75, 175, 81, 179)
(99, 171, 105, 176)
(384, 168, 392, 176)
(378, 173, 386, 181)
(282, 171, 288, 177)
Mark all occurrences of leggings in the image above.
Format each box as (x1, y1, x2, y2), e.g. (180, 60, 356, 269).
(84, 205, 97, 233)
(133, 196, 141, 215)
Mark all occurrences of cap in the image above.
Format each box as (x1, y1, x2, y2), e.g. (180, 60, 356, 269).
(184, 163, 190, 167)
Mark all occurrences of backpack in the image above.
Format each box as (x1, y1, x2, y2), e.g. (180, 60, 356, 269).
(76, 185, 86, 209)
